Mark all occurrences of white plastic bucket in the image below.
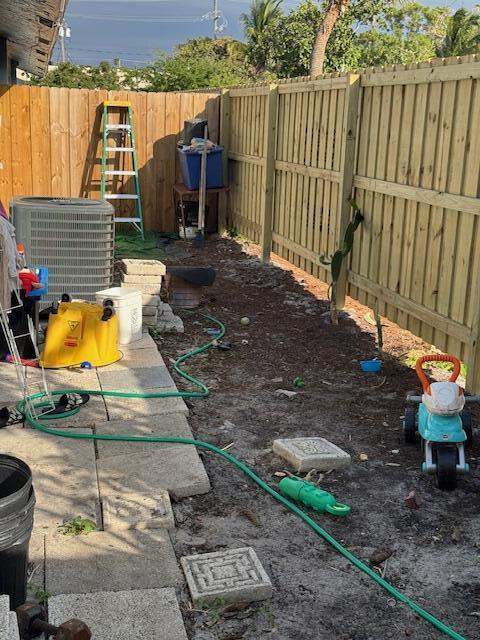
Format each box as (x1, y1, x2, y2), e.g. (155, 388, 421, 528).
(96, 287, 142, 345)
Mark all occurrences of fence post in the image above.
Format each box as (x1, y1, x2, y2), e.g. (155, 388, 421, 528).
(335, 73, 360, 308)
(219, 88, 230, 233)
(260, 83, 279, 262)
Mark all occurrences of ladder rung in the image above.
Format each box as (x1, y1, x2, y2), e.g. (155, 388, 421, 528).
(104, 170, 136, 176)
(115, 217, 143, 223)
(106, 124, 131, 131)
(104, 100, 131, 108)
(104, 194, 139, 200)
(106, 147, 134, 152)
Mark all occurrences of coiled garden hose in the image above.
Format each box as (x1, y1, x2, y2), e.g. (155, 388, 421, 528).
(17, 313, 466, 640)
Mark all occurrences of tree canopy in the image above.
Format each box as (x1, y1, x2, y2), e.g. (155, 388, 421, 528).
(30, 1, 480, 90)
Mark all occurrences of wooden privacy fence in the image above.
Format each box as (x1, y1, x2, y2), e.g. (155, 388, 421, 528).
(220, 55, 480, 392)
(0, 84, 220, 231)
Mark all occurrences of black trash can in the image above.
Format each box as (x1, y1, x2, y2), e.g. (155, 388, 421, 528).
(0, 456, 35, 609)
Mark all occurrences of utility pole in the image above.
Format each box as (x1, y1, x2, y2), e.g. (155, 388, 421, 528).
(213, 0, 219, 38)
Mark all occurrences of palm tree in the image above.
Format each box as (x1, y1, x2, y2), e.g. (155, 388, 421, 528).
(310, 0, 350, 77)
(436, 8, 480, 58)
(241, 0, 283, 44)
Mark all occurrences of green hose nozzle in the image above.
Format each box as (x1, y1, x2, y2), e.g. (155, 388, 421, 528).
(279, 477, 351, 516)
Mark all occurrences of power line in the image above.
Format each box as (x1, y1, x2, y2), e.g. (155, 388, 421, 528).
(68, 13, 205, 23)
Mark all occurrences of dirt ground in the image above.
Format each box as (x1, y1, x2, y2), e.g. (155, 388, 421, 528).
(157, 237, 480, 640)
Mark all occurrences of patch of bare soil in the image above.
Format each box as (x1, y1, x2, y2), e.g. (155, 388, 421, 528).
(157, 237, 480, 640)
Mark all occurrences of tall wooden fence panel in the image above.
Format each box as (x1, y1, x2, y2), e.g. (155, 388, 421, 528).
(349, 58, 480, 373)
(226, 85, 268, 244)
(220, 56, 480, 391)
(0, 84, 220, 231)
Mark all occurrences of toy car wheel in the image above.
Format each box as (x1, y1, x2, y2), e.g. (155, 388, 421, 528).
(403, 406, 417, 444)
(51, 302, 59, 315)
(461, 411, 473, 447)
(61, 293, 71, 303)
(435, 444, 457, 491)
(101, 305, 115, 321)
(103, 299, 114, 308)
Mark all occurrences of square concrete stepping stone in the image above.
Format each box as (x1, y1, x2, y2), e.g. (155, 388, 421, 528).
(120, 259, 166, 276)
(49, 588, 187, 640)
(46, 530, 182, 595)
(102, 491, 174, 531)
(98, 366, 175, 391)
(95, 414, 194, 459)
(104, 393, 188, 421)
(97, 447, 210, 500)
(273, 437, 351, 472)
(181, 547, 273, 605)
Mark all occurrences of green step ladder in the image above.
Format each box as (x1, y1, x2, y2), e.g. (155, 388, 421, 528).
(100, 100, 144, 238)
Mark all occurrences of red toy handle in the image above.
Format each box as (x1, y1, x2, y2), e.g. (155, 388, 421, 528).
(416, 354, 462, 394)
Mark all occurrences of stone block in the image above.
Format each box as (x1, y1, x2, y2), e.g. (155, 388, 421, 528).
(181, 547, 273, 606)
(121, 282, 161, 295)
(120, 259, 166, 276)
(142, 305, 159, 317)
(157, 316, 185, 334)
(142, 315, 159, 327)
(121, 274, 163, 285)
(0, 428, 100, 531)
(97, 446, 210, 500)
(9, 612, 20, 640)
(95, 414, 194, 459)
(102, 491, 174, 531)
(99, 349, 165, 372)
(272, 437, 351, 472)
(48, 589, 188, 640)
(0, 595, 9, 639)
(103, 393, 188, 421)
(45, 530, 182, 595)
(98, 366, 175, 391)
(121, 333, 156, 351)
(141, 293, 161, 307)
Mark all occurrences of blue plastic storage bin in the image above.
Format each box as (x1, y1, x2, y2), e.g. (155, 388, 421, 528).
(178, 147, 224, 190)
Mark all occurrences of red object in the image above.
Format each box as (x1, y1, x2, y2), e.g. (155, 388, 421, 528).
(6, 355, 38, 368)
(18, 270, 40, 295)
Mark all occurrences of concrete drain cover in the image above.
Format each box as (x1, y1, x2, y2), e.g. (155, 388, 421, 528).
(273, 437, 351, 472)
(181, 547, 273, 605)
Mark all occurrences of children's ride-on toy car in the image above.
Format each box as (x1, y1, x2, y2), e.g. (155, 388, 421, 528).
(403, 354, 473, 490)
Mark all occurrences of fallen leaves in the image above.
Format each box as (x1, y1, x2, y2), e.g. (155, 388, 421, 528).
(370, 546, 394, 566)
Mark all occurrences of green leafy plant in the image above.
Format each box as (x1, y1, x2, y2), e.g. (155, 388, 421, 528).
(28, 585, 52, 606)
(405, 349, 467, 378)
(320, 198, 363, 324)
(59, 516, 96, 536)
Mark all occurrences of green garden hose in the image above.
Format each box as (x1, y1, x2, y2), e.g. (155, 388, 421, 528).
(17, 313, 466, 640)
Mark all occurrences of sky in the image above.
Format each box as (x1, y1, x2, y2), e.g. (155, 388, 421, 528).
(56, 0, 474, 67)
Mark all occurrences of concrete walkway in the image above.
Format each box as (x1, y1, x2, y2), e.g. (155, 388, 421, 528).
(0, 333, 209, 639)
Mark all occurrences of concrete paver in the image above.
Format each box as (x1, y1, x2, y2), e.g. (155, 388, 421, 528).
(102, 491, 174, 531)
(273, 437, 351, 472)
(97, 446, 210, 500)
(98, 366, 175, 391)
(94, 414, 194, 458)
(181, 547, 273, 605)
(120, 259, 166, 276)
(49, 588, 188, 640)
(9, 612, 20, 640)
(46, 530, 182, 595)
(103, 393, 188, 421)
(0, 427, 99, 530)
